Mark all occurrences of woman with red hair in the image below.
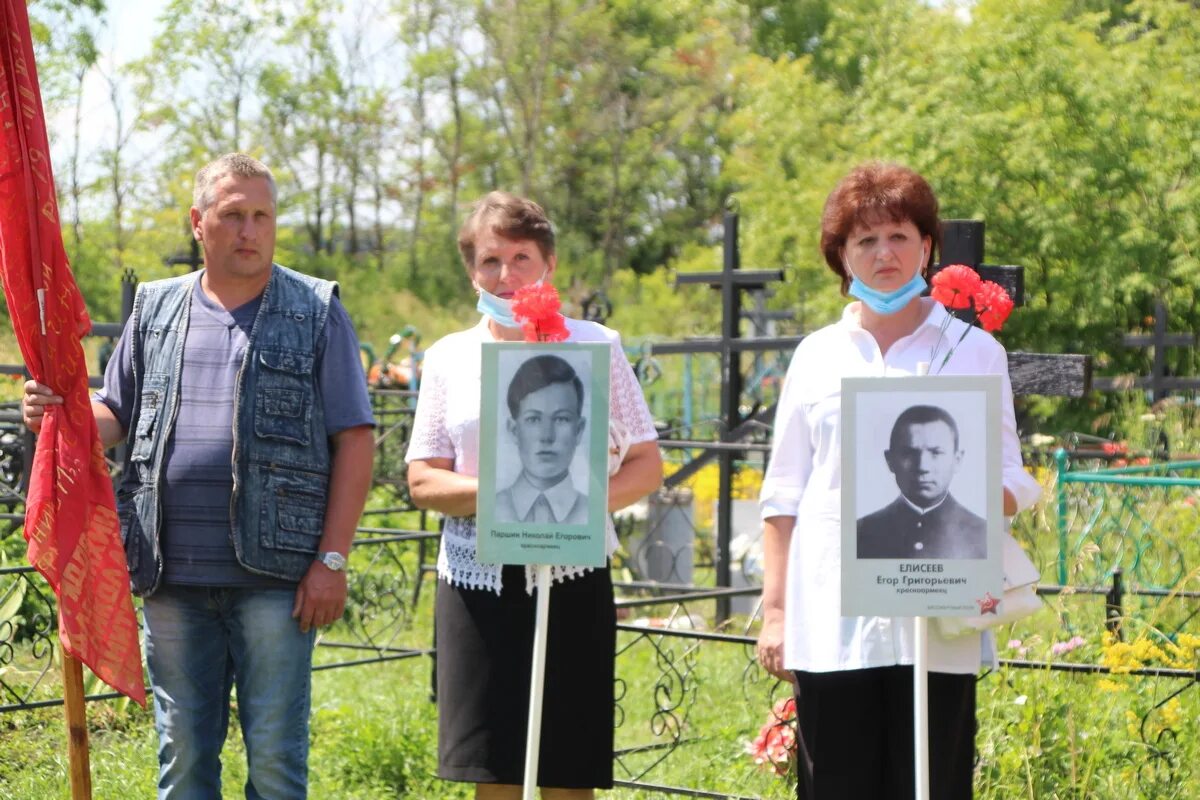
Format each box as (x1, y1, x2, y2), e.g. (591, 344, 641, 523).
(755, 163, 1041, 799)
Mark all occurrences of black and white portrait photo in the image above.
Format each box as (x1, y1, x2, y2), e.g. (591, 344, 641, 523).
(856, 404, 987, 559)
(493, 351, 592, 525)
(841, 375, 1003, 616)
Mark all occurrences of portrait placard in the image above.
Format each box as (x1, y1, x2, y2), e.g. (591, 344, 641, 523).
(841, 375, 1003, 617)
(477, 342, 610, 567)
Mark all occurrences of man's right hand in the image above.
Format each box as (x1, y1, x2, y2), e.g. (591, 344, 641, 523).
(21, 380, 62, 435)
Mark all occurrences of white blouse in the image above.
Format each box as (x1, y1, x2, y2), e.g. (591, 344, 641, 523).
(405, 316, 658, 594)
(760, 299, 1042, 674)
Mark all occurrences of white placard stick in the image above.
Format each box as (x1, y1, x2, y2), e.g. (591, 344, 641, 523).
(913, 360, 931, 800)
(522, 564, 553, 800)
(913, 615, 931, 800)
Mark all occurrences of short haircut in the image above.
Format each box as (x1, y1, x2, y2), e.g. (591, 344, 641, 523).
(819, 162, 941, 294)
(458, 191, 555, 273)
(889, 405, 959, 450)
(506, 355, 583, 419)
(194, 153, 277, 213)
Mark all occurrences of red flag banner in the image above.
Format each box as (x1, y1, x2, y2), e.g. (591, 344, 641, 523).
(0, 1, 145, 705)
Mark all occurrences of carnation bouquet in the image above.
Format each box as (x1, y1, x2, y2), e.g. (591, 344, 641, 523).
(927, 264, 1015, 373)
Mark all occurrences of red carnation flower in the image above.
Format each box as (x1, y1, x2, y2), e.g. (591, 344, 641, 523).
(930, 264, 981, 310)
(511, 283, 561, 319)
(512, 283, 569, 342)
(973, 280, 1014, 332)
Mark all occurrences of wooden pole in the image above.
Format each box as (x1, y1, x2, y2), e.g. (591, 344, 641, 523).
(62, 652, 93, 799)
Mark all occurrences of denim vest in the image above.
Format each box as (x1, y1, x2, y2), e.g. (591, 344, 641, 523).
(118, 265, 337, 595)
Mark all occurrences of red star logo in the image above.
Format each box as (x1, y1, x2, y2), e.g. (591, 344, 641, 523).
(976, 593, 1000, 615)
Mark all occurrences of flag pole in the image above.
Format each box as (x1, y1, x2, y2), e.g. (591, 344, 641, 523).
(62, 652, 93, 799)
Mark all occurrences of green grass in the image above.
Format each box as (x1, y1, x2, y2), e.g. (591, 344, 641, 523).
(2, 438, 1199, 798)
(1, 579, 1197, 799)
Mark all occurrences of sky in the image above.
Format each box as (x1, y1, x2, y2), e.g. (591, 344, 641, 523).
(50, 0, 399, 168)
(49, 0, 165, 166)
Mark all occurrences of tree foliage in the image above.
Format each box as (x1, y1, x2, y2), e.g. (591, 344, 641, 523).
(18, 0, 1200, 409)
(726, 0, 1200, 388)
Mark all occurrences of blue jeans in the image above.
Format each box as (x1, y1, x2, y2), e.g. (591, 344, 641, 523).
(142, 585, 316, 800)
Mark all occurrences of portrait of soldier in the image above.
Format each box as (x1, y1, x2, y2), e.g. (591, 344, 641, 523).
(857, 404, 987, 559)
(494, 353, 589, 525)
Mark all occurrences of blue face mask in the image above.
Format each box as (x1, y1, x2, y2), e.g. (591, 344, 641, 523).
(475, 270, 549, 329)
(476, 286, 519, 328)
(846, 249, 926, 315)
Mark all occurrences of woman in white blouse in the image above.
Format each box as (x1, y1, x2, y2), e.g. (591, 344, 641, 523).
(755, 163, 1041, 800)
(405, 191, 663, 800)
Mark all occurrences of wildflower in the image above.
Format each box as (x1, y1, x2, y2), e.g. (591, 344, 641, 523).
(1050, 635, 1086, 656)
(1160, 698, 1183, 728)
(1096, 678, 1123, 693)
(1124, 710, 1140, 739)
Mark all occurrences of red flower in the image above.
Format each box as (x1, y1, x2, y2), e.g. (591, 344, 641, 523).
(973, 280, 1014, 332)
(512, 284, 569, 342)
(770, 696, 796, 722)
(930, 264, 981, 310)
(745, 697, 798, 775)
(748, 721, 797, 775)
(511, 283, 561, 320)
(521, 313, 569, 343)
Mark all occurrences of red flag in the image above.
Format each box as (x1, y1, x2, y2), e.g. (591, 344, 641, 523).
(0, 2, 145, 705)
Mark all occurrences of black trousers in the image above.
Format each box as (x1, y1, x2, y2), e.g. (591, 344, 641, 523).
(792, 666, 975, 800)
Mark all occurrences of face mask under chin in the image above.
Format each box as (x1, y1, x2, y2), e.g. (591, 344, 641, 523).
(845, 249, 926, 316)
(474, 269, 549, 328)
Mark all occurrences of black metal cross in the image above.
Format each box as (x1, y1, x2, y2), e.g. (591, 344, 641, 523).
(164, 237, 203, 272)
(651, 213, 800, 619)
(1092, 299, 1198, 400)
(933, 220, 1092, 398)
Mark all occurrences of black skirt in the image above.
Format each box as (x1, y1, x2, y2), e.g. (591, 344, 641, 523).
(435, 564, 616, 788)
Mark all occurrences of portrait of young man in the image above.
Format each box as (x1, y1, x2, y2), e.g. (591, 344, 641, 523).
(856, 404, 987, 559)
(493, 353, 590, 525)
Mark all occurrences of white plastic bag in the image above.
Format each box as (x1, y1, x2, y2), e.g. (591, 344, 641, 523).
(937, 527, 1042, 639)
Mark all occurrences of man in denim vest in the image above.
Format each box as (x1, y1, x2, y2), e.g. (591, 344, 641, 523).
(22, 153, 376, 799)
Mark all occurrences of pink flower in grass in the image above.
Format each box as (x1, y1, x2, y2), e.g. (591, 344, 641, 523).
(1050, 635, 1086, 656)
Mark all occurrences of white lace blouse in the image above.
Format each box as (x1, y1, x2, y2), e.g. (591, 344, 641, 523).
(405, 316, 658, 594)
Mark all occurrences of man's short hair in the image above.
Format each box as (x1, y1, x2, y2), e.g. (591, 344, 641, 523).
(194, 153, 277, 213)
(506, 355, 583, 418)
(889, 405, 959, 450)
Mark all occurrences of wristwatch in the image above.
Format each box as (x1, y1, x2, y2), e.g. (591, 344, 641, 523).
(316, 551, 347, 572)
